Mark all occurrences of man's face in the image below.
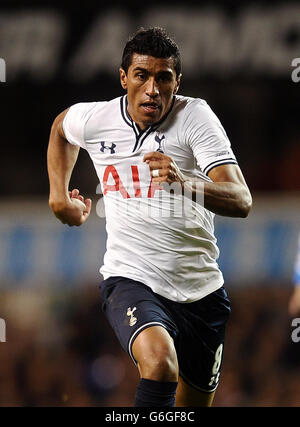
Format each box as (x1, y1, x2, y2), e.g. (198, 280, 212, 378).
(120, 53, 181, 130)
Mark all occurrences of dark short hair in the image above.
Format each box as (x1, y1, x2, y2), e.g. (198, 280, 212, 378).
(121, 27, 181, 77)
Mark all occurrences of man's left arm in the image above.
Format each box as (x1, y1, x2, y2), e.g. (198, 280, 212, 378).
(203, 163, 252, 217)
(144, 152, 252, 218)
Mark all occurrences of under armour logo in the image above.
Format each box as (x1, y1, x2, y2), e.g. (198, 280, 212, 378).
(100, 142, 116, 154)
(127, 307, 137, 326)
(155, 134, 165, 153)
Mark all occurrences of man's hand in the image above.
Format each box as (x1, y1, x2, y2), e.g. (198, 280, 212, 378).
(50, 189, 92, 226)
(143, 151, 186, 185)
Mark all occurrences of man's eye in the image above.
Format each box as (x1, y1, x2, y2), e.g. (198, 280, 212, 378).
(160, 75, 172, 82)
(137, 74, 145, 80)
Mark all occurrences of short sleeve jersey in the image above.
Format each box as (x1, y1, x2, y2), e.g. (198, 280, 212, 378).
(63, 95, 238, 302)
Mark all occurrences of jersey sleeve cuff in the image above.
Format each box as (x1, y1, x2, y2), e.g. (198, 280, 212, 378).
(203, 159, 238, 176)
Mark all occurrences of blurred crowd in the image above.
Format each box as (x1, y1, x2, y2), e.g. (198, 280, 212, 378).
(0, 284, 299, 407)
(215, 286, 300, 406)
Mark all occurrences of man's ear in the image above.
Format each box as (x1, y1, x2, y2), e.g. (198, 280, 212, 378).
(120, 68, 127, 90)
(173, 73, 182, 94)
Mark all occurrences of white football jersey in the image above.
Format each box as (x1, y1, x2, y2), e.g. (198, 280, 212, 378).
(63, 95, 238, 302)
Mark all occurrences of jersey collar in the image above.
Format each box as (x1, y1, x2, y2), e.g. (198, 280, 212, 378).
(120, 95, 175, 134)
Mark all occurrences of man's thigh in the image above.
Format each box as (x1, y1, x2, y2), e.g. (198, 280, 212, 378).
(99, 276, 178, 364)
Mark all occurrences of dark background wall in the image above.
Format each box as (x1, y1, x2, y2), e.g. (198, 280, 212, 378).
(1, 0, 300, 197)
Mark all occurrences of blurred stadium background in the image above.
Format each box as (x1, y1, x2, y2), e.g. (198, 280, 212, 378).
(0, 0, 300, 406)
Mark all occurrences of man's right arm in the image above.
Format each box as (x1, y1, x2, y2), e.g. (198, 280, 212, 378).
(47, 109, 92, 226)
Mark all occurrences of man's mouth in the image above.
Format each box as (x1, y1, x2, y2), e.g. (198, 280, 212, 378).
(141, 102, 160, 113)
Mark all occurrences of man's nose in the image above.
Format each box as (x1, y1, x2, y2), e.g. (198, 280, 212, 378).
(145, 77, 159, 97)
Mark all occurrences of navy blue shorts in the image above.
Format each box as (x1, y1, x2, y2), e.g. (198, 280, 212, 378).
(99, 276, 231, 393)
